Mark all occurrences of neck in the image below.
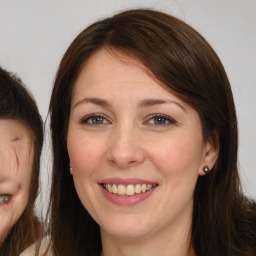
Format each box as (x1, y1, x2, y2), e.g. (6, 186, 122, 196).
(100, 216, 195, 256)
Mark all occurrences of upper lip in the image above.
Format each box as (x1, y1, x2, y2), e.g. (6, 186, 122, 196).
(98, 178, 158, 185)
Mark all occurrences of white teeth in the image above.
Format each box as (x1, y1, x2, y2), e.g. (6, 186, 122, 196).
(107, 184, 112, 193)
(117, 185, 126, 195)
(147, 184, 152, 190)
(135, 184, 142, 194)
(104, 183, 155, 196)
(126, 185, 135, 196)
(141, 184, 147, 192)
(112, 184, 118, 194)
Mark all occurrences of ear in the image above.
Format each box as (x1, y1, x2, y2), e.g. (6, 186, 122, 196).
(199, 132, 219, 176)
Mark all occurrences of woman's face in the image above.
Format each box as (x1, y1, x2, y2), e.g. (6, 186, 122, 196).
(0, 119, 33, 243)
(67, 49, 217, 240)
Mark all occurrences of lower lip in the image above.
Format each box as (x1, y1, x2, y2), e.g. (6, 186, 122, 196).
(99, 185, 157, 206)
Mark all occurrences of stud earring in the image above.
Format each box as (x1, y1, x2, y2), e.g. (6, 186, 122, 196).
(203, 165, 210, 173)
(69, 163, 73, 174)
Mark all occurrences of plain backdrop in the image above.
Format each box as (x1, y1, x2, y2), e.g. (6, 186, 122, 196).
(0, 0, 255, 214)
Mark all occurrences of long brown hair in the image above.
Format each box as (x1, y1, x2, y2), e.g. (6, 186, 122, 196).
(0, 67, 44, 255)
(49, 9, 256, 256)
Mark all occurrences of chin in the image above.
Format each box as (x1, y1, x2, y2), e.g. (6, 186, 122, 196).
(100, 216, 154, 240)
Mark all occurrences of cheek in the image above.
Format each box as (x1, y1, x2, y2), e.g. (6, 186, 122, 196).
(17, 150, 34, 193)
(0, 211, 15, 242)
(0, 145, 17, 176)
(147, 135, 204, 215)
(0, 198, 26, 243)
(148, 133, 204, 178)
(0, 185, 31, 242)
(0, 144, 33, 183)
(13, 158, 33, 215)
(67, 135, 105, 214)
(68, 135, 106, 177)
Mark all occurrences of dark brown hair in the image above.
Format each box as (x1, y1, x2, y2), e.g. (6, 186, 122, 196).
(49, 9, 256, 256)
(0, 67, 44, 255)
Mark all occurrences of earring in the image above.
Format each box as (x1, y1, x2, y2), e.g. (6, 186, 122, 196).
(69, 163, 73, 174)
(203, 165, 210, 173)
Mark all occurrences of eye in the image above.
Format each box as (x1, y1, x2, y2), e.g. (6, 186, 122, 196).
(147, 114, 176, 126)
(0, 195, 12, 205)
(80, 114, 109, 125)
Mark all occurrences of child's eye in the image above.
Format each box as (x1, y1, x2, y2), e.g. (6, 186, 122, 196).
(80, 114, 109, 125)
(147, 114, 176, 126)
(0, 195, 12, 205)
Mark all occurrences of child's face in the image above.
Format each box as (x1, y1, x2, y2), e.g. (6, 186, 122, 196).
(0, 119, 33, 243)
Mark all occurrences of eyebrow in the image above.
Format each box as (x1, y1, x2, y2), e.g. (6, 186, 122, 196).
(73, 97, 186, 112)
(11, 137, 20, 142)
(138, 98, 186, 112)
(73, 97, 112, 109)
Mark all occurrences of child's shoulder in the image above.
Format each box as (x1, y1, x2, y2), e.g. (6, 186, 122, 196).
(19, 237, 53, 256)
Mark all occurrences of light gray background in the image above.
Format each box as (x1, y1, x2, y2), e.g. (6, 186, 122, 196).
(0, 0, 255, 213)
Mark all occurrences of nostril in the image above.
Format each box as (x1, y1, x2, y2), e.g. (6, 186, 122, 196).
(128, 160, 136, 165)
(107, 147, 146, 168)
(109, 159, 139, 168)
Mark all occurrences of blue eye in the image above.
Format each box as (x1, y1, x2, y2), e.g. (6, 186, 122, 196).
(148, 114, 175, 126)
(80, 114, 109, 125)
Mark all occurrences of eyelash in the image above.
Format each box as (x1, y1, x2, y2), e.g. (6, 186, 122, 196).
(80, 114, 109, 125)
(0, 195, 12, 205)
(146, 114, 176, 126)
(79, 113, 176, 127)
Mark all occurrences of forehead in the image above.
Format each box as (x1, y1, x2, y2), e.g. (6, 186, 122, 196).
(0, 119, 32, 146)
(0, 119, 33, 169)
(73, 48, 176, 100)
(76, 48, 149, 83)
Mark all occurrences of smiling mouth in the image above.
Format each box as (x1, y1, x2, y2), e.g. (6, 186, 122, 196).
(102, 183, 158, 196)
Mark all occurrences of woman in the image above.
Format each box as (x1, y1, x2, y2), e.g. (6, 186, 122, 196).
(48, 9, 256, 256)
(0, 67, 44, 255)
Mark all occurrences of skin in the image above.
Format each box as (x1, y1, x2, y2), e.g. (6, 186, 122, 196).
(67, 48, 218, 256)
(0, 119, 33, 244)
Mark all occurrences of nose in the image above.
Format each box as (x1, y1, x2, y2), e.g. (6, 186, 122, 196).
(106, 125, 146, 169)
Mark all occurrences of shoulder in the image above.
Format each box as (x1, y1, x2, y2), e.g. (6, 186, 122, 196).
(19, 237, 53, 256)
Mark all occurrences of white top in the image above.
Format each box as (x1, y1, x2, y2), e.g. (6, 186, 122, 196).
(19, 238, 53, 256)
